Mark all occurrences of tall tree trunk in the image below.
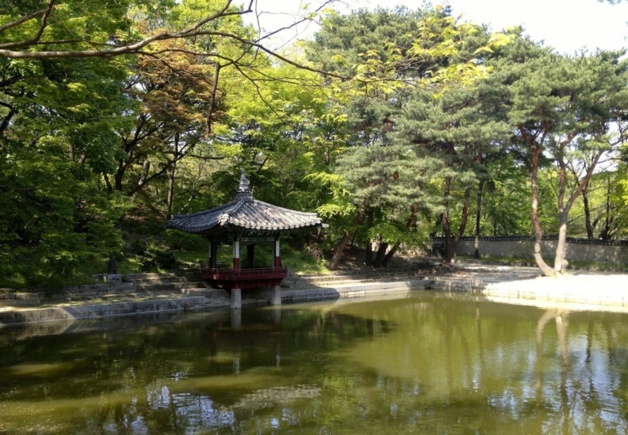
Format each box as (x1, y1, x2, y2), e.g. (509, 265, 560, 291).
(604, 177, 612, 239)
(442, 185, 472, 264)
(328, 234, 351, 270)
(381, 244, 399, 267)
(582, 181, 594, 239)
(553, 143, 569, 274)
(454, 187, 472, 248)
(365, 241, 373, 266)
(328, 210, 364, 270)
(441, 178, 454, 264)
(599, 177, 614, 240)
(207, 63, 221, 134)
(529, 142, 556, 277)
(554, 210, 569, 274)
(372, 242, 389, 268)
(381, 211, 416, 267)
(474, 179, 484, 258)
(107, 216, 124, 275)
(365, 209, 374, 266)
(107, 257, 117, 275)
(441, 216, 454, 263)
(166, 133, 180, 218)
(167, 160, 176, 218)
(553, 144, 601, 274)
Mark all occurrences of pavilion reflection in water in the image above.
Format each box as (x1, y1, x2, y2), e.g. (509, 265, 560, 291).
(166, 173, 324, 308)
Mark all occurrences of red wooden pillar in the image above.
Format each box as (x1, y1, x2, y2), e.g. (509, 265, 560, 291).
(232, 238, 240, 271)
(273, 237, 281, 269)
(231, 238, 242, 310)
(211, 241, 217, 268)
(208, 240, 217, 269)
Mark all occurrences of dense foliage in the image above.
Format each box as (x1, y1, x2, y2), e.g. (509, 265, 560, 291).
(1, 1, 627, 287)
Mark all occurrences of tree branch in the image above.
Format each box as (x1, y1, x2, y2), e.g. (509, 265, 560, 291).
(0, 0, 345, 81)
(0, 6, 49, 34)
(0, 0, 56, 50)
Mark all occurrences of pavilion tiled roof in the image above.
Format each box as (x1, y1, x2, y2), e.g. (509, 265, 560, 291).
(166, 174, 323, 236)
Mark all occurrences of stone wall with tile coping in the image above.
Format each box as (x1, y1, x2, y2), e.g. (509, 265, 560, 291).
(431, 237, 628, 267)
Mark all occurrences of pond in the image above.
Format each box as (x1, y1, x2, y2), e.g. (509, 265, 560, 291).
(1, 291, 628, 434)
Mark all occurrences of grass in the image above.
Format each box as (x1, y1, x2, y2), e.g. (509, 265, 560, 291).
(0, 274, 28, 289)
(114, 256, 146, 275)
(281, 245, 329, 275)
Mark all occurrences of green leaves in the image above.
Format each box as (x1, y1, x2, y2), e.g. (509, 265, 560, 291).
(0, 148, 125, 287)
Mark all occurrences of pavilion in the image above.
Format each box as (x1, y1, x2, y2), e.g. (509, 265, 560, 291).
(166, 173, 324, 308)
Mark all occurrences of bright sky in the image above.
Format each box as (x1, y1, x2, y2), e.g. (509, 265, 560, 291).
(243, 0, 628, 55)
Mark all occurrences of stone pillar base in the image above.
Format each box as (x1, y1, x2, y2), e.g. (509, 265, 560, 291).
(270, 285, 282, 306)
(230, 288, 242, 309)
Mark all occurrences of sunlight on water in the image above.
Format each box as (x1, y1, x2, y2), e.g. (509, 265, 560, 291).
(4, 362, 71, 376)
(1, 292, 628, 433)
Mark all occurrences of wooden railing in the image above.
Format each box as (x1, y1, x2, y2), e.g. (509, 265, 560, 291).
(201, 267, 287, 290)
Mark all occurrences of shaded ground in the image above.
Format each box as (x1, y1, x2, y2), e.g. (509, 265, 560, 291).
(329, 248, 442, 274)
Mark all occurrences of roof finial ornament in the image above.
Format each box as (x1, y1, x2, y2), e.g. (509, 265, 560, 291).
(237, 171, 250, 193)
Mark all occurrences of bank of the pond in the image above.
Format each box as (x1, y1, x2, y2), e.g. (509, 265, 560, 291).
(0, 272, 434, 326)
(1, 263, 628, 325)
(430, 264, 628, 313)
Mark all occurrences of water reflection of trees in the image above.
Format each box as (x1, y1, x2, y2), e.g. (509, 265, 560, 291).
(0, 307, 375, 433)
(343, 298, 628, 433)
(3, 299, 628, 433)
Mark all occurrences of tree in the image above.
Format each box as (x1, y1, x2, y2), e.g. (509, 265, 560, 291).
(0, 0, 340, 284)
(306, 7, 433, 269)
(0, 55, 131, 286)
(106, 39, 216, 209)
(617, 147, 628, 236)
(485, 40, 628, 276)
(397, 76, 513, 263)
(574, 170, 627, 239)
(310, 6, 513, 267)
(479, 156, 532, 236)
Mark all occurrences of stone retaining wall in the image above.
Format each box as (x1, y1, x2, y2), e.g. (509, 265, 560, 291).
(0, 279, 433, 325)
(0, 297, 217, 325)
(432, 237, 628, 267)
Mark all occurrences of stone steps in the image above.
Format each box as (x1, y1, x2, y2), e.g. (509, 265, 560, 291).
(134, 281, 207, 292)
(287, 271, 423, 289)
(125, 272, 177, 281)
(0, 273, 211, 307)
(1, 269, 422, 309)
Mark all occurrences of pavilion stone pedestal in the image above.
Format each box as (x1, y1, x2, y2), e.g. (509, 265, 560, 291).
(270, 285, 282, 306)
(230, 288, 242, 309)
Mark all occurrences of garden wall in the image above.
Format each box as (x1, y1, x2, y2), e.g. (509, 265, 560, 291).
(431, 237, 628, 267)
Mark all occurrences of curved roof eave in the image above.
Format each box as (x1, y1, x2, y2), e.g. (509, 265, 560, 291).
(165, 173, 324, 236)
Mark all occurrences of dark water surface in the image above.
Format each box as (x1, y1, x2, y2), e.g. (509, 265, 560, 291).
(1, 291, 628, 434)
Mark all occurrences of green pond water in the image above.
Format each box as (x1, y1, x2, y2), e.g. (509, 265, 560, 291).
(1, 291, 628, 434)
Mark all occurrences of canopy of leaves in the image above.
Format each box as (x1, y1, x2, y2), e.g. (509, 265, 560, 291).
(1, 2, 628, 286)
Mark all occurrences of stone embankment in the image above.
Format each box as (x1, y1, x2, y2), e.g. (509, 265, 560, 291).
(1, 263, 628, 325)
(0, 269, 433, 325)
(0, 272, 226, 325)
